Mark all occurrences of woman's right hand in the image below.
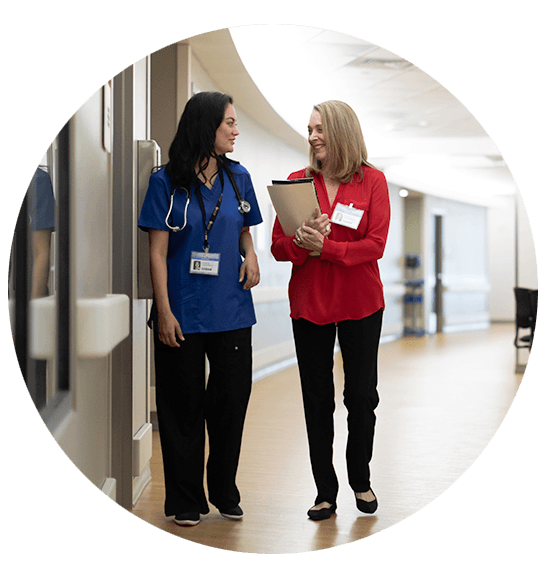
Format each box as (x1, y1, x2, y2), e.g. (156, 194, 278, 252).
(158, 310, 185, 347)
(306, 208, 331, 237)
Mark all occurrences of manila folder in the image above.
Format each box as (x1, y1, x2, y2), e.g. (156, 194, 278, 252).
(267, 179, 320, 236)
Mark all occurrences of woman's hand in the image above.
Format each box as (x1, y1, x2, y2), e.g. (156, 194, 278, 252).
(239, 227, 260, 289)
(306, 208, 331, 237)
(240, 253, 260, 289)
(294, 223, 325, 255)
(157, 309, 185, 347)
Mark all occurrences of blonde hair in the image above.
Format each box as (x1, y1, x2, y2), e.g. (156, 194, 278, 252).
(307, 100, 374, 183)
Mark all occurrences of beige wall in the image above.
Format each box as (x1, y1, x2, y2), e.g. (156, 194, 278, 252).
(151, 44, 178, 166)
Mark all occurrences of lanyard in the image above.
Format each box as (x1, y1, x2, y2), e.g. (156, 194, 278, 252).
(195, 186, 223, 252)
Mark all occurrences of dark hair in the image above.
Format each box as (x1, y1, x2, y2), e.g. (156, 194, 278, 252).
(165, 91, 233, 191)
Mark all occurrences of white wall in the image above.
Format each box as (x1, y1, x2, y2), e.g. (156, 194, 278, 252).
(487, 195, 516, 321)
(133, 58, 150, 438)
(381, 183, 405, 338)
(517, 191, 538, 288)
(486, 190, 537, 323)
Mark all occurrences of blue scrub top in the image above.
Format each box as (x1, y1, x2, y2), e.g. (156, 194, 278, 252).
(138, 163, 263, 334)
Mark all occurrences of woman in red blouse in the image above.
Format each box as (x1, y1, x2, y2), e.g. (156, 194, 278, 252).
(271, 100, 390, 520)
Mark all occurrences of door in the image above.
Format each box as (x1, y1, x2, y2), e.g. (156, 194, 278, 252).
(9, 88, 117, 492)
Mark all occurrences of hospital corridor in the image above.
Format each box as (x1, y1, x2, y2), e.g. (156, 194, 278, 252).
(5, 20, 545, 573)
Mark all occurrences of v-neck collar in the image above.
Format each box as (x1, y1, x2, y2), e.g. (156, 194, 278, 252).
(199, 170, 222, 196)
(316, 173, 342, 213)
(201, 173, 218, 191)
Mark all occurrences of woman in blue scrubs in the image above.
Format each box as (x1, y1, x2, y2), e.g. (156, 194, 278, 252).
(138, 91, 262, 526)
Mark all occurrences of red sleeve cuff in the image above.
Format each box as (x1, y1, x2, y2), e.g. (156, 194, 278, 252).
(320, 239, 346, 263)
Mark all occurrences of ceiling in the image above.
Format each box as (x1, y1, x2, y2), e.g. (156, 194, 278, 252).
(228, 25, 516, 204)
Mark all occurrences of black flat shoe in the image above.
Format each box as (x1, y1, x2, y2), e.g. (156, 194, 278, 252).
(219, 505, 244, 520)
(307, 502, 337, 521)
(355, 490, 378, 514)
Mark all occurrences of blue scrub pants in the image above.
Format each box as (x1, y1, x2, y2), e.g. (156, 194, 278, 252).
(292, 309, 383, 506)
(153, 327, 252, 516)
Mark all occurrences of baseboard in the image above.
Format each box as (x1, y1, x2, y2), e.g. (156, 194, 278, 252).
(133, 423, 153, 477)
(132, 464, 152, 507)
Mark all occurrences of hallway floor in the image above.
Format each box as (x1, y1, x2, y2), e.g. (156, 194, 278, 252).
(131, 323, 522, 554)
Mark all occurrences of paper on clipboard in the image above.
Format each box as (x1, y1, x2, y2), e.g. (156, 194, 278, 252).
(267, 178, 320, 236)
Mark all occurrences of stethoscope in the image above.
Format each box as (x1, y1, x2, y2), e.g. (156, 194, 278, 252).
(165, 187, 191, 232)
(165, 168, 251, 232)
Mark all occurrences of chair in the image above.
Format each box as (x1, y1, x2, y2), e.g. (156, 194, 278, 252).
(514, 287, 536, 350)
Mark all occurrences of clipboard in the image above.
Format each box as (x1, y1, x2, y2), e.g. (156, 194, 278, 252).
(267, 178, 320, 236)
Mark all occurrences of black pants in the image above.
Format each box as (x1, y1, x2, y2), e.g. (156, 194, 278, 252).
(292, 309, 383, 505)
(153, 327, 252, 516)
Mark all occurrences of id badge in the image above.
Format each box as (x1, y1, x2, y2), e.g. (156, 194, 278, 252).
(190, 251, 220, 276)
(331, 203, 364, 230)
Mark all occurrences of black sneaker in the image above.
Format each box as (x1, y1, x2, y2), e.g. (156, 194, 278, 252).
(174, 512, 200, 526)
(219, 505, 244, 520)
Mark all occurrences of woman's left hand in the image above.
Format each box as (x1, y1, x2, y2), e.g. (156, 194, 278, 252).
(240, 253, 260, 289)
(294, 224, 325, 255)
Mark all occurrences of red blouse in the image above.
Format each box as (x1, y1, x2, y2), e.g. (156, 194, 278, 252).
(271, 166, 390, 325)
